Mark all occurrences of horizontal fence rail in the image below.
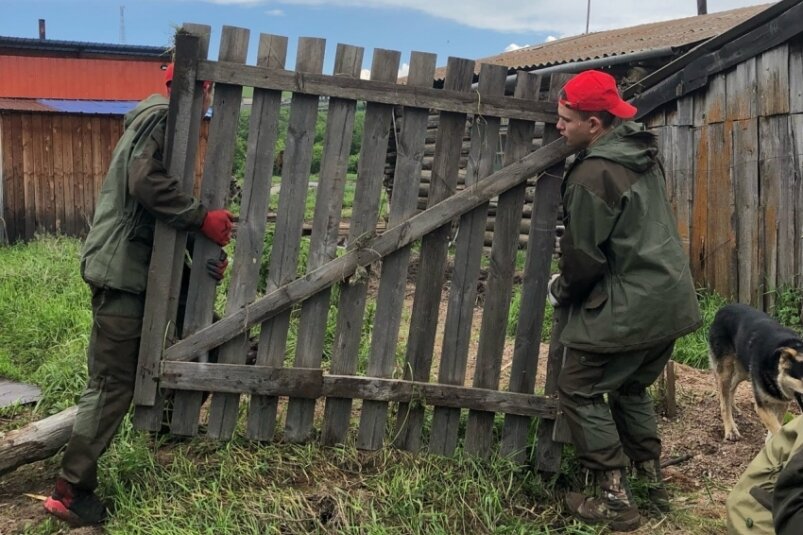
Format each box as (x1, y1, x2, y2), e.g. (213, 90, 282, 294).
(160, 362, 559, 418)
(196, 60, 558, 123)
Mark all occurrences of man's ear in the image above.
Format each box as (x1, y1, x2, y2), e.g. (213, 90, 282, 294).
(587, 115, 602, 133)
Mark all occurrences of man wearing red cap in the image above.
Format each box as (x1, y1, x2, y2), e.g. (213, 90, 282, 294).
(43, 64, 232, 526)
(547, 70, 701, 531)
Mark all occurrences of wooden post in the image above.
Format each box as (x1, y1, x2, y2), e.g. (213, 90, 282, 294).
(284, 43, 364, 444)
(132, 24, 209, 431)
(169, 25, 250, 437)
(464, 71, 538, 459)
(534, 73, 573, 474)
(664, 360, 677, 418)
(246, 37, 326, 442)
(390, 56, 473, 456)
(500, 76, 565, 464)
(205, 34, 288, 440)
(394, 62, 505, 453)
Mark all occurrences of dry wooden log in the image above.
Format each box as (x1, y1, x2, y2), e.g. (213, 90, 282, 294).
(486, 218, 533, 235)
(0, 405, 77, 476)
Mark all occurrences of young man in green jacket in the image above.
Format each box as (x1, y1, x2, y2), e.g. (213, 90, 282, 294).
(44, 65, 233, 526)
(548, 70, 701, 531)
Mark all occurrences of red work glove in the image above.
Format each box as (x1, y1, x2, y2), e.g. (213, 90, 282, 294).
(206, 251, 228, 283)
(200, 209, 234, 246)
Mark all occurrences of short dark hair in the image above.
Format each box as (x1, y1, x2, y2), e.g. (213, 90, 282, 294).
(577, 109, 616, 128)
(559, 89, 617, 128)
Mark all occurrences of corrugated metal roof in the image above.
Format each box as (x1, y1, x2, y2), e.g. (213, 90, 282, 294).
(0, 35, 169, 59)
(0, 98, 138, 115)
(433, 4, 770, 80)
(38, 99, 138, 114)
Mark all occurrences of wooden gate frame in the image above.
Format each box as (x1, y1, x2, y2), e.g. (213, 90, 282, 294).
(131, 24, 576, 471)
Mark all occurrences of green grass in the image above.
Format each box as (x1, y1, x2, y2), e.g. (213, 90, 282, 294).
(507, 286, 554, 342)
(772, 285, 802, 332)
(93, 438, 576, 535)
(0, 235, 91, 414)
(672, 291, 728, 369)
(0, 236, 755, 534)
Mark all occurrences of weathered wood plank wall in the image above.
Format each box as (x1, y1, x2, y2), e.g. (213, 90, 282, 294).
(0, 111, 209, 244)
(0, 112, 122, 241)
(646, 39, 803, 307)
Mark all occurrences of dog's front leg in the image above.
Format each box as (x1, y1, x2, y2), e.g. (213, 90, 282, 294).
(755, 402, 784, 436)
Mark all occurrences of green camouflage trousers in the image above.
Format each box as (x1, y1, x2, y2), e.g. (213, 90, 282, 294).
(60, 285, 144, 491)
(557, 341, 674, 471)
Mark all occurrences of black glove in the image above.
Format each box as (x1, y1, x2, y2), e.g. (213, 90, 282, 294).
(206, 250, 228, 282)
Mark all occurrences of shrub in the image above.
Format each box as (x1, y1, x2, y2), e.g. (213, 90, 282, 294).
(771, 286, 802, 331)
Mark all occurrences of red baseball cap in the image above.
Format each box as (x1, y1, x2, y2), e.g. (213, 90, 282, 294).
(560, 70, 637, 119)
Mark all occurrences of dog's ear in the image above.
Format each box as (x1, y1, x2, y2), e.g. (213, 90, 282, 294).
(778, 347, 803, 369)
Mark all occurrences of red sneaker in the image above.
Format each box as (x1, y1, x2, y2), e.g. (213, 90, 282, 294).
(43, 478, 108, 526)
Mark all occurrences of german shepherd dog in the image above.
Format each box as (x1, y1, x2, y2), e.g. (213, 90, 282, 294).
(708, 304, 803, 441)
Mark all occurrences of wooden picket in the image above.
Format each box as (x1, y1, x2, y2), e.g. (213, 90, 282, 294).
(133, 23, 574, 472)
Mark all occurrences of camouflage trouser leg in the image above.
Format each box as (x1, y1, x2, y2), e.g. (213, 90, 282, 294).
(60, 286, 144, 491)
(557, 341, 675, 472)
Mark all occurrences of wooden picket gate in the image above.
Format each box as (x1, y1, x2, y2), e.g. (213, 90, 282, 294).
(131, 23, 576, 472)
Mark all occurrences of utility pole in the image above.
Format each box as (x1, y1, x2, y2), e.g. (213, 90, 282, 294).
(697, 0, 707, 15)
(585, 0, 591, 33)
(119, 5, 126, 44)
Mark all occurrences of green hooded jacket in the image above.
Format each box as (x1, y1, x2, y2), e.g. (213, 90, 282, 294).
(80, 94, 206, 294)
(726, 414, 803, 534)
(552, 121, 701, 352)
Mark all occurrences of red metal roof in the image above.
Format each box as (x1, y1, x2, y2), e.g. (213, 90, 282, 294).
(0, 55, 168, 100)
(432, 4, 770, 80)
(0, 98, 53, 112)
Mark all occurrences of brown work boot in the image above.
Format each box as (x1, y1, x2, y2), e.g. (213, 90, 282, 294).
(565, 469, 641, 532)
(634, 459, 671, 512)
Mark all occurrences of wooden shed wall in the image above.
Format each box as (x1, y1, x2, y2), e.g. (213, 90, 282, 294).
(0, 112, 209, 243)
(647, 38, 803, 308)
(0, 111, 123, 241)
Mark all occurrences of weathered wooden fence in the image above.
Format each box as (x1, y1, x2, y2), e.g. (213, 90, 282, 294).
(384, 112, 550, 251)
(131, 24, 575, 471)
